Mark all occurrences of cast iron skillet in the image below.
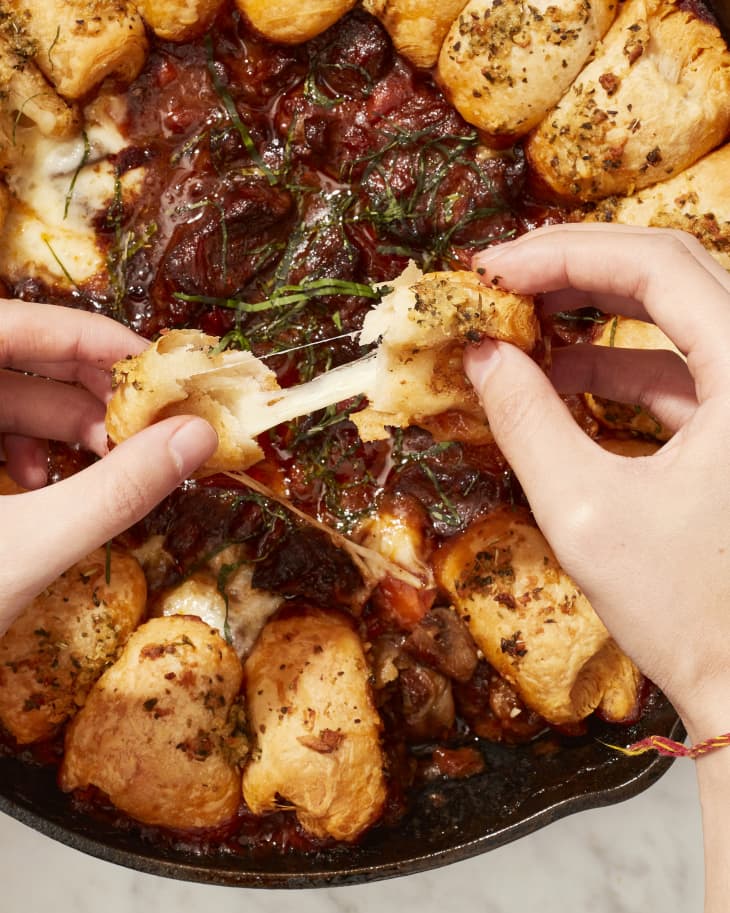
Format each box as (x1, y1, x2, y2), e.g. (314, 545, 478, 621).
(0, 692, 681, 887)
(2, 0, 728, 884)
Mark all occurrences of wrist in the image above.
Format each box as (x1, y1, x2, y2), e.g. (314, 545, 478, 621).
(672, 680, 730, 747)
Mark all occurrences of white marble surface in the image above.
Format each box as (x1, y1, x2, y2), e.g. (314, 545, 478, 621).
(0, 757, 704, 913)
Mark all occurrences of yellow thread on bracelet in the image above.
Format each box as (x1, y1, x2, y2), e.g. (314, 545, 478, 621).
(602, 732, 730, 759)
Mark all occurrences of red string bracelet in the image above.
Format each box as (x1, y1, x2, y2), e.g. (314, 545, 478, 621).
(603, 732, 730, 759)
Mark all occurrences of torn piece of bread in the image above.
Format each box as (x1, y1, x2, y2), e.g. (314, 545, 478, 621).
(241, 606, 386, 842)
(105, 265, 538, 470)
(434, 507, 641, 725)
(526, 0, 730, 201)
(363, 0, 468, 69)
(234, 0, 357, 43)
(106, 328, 283, 472)
(60, 615, 248, 830)
(0, 548, 146, 744)
(350, 262, 539, 439)
(136, 0, 225, 40)
(581, 144, 730, 270)
(437, 0, 617, 144)
(5, 0, 148, 100)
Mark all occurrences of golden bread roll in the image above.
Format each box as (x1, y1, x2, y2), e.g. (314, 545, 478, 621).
(4, 0, 148, 100)
(595, 640, 642, 722)
(364, 0, 468, 68)
(136, 0, 226, 40)
(242, 606, 386, 841)
(234, 0, 357, 43)
(438, 0, 616, 143)
(526, 0, 730, 201)
(434, 508, 640, 725)
(582, 144, 730, 270)
(584, 316, 683, 441)
(0, 28, 78, 165)
(60, 615, 247, 829)
(0, 92, 146, 288)
(0, 548, 146, 744)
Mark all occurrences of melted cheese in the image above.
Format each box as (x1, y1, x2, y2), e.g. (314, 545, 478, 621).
(154, 546, 283, 661)
(0, 99, 144, 287)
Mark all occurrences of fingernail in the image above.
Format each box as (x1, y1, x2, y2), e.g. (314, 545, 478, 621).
(472, 240, 514, 268)
(464, 338, 501, 389)
(168, 418, 218, 477)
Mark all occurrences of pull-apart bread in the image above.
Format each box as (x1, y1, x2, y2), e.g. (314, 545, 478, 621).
(363, 0, 469, 69)
(0, 24, 77, 164)
(60, 615, 248, 829)
(241, 606, 386, 842)
(135, 0, 226, 40)
(526, 0, 730, 201)
(105, 265, 539, 472)
(234, 0, 357, 43)
(0, 548, 146, 744)
(581, 143, 730, 270)
(1, 0, 148, 100)
(434, 508, 641, 725)
(437, 0, 617, 144)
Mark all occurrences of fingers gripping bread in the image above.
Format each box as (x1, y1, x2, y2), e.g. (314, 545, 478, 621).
(350, 263, 539, 440)
(106, 267, 538, 472)
(106, 329, 282, 472)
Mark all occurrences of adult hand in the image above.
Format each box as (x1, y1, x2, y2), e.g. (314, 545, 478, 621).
(0, 300, 217, 633)
(464, 225, 730, 742)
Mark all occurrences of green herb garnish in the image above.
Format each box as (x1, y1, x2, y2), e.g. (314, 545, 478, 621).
(204, 34, 276, 186)
(64, 130, 90, 219)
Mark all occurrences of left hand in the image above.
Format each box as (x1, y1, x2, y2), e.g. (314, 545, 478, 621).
(0, 300, 217, 633)
(0, 300, 148, 488)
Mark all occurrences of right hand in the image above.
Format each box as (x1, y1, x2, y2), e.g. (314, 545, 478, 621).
(464, 225, 730, 741)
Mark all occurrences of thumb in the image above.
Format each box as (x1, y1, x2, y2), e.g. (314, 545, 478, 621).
(4, 416, 217, 609)
(464, 339, 604, 529)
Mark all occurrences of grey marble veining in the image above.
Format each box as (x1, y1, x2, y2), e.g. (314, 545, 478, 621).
(0, 758, 703, 913)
